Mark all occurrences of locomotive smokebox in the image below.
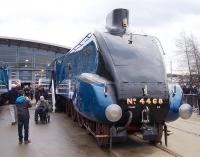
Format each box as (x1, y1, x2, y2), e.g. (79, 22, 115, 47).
(106, 8, 129, 36)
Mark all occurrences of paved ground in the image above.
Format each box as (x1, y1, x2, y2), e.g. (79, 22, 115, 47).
(165, 114, 200, 157)
(111, 136, 173, 157)
(1, 105, 200, 157)
(105, 113, 200, 157)
(0, 106, 110, 157)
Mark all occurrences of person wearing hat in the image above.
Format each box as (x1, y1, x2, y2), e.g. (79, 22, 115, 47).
(15, 90, 32, 144)
(8, 84, 19, 125)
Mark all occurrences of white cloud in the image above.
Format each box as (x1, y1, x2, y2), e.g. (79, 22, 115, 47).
(0, 0, 200, 73)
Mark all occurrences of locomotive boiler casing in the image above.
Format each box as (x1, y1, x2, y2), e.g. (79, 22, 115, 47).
(54, 31, 171, 125)
(94, 31, 170, 125)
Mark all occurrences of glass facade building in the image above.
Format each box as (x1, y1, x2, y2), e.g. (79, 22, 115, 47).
(0, 37, 70, 85)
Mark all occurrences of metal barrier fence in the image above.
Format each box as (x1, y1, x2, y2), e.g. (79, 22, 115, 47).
(183, 94, 199, 113)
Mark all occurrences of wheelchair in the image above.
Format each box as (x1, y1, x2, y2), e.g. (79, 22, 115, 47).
(35, 109, 50, 124)
(41, 111, 50, 124)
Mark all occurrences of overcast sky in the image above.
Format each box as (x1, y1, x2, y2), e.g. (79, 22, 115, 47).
(0, 0, 200, 73)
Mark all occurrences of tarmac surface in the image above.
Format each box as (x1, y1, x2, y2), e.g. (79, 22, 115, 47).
(1, 105, 200, 157)
(0, 106, 110, 157)
(166, 114, 200, 157)
(111, 113, 200, 157)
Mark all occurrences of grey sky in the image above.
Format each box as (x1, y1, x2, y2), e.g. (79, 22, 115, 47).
(0, 0, 200, 73)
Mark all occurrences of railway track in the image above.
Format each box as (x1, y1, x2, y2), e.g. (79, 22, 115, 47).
(168, 125, 200, 137)
(181, 118, 200, 125)
(154, 144, 183, 157)
(110, 135, 183, 157)
(167, 117, 200, 137)
(65, 102, 185, 157)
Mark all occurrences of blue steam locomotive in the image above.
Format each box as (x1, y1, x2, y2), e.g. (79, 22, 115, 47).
(0, 63, 9, 105)
(50, 9, 192, 146)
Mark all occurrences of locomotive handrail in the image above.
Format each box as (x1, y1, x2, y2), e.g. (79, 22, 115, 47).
(69, 33, 92, 53)
(150, 35, 166, 55)
(126, 33, 166, 55)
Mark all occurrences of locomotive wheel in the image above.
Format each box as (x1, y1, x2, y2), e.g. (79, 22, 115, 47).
(66, 102, 71, 117)
(96, 123, 110, 147)
(77, 113, 84, 128)
(71, 105, 77, 121)
(65, 102, 68, 113)
(150, 123, 163, 144)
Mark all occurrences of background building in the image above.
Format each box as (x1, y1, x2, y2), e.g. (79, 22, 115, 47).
(0, 36, 70, 87)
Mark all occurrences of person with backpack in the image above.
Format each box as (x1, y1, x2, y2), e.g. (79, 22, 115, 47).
(15, 90, 32, 144)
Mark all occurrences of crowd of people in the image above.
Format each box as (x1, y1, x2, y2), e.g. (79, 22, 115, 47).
(181, 83, 200, 115)
(8, 82, 49, 144)
(181, 84, 200, 95)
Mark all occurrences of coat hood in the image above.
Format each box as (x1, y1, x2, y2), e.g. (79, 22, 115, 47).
(16, 96, 24, 104)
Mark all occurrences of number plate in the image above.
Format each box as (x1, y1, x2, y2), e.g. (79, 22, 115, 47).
(127, 98, 164, 105)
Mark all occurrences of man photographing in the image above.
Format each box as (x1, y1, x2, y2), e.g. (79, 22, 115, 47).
(15, 90, 32, 144)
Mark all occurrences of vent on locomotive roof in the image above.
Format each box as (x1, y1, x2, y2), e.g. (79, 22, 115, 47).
(106, 8, 129, 36)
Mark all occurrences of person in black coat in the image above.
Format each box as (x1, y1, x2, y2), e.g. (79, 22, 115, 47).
(24, 85, 31, 98)
(15, 90, 32, 144)
(35, 85, 48, 102)
(8, 84, 19, 125)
